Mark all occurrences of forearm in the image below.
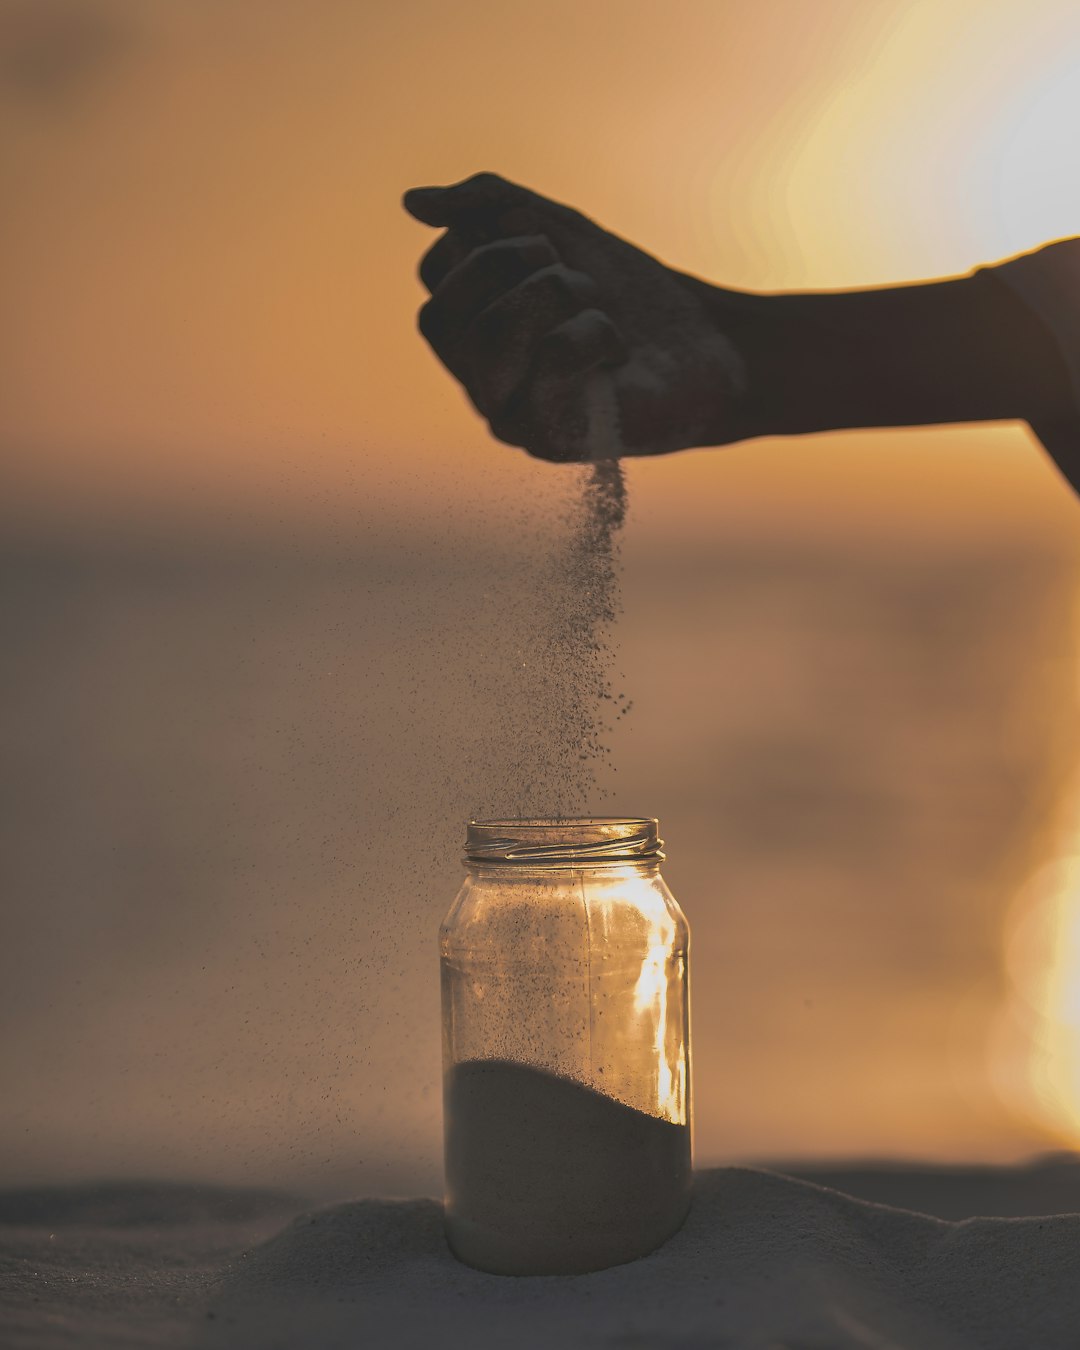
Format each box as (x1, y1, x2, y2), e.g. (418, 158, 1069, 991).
(689, 265, 1077, 443)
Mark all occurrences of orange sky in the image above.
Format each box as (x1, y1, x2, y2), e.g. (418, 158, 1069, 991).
(4, 0, 1080, 544)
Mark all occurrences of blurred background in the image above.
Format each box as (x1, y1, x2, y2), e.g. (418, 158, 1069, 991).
(4, 0, 1080, 1200)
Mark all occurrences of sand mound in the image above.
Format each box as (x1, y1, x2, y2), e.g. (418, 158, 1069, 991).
(5, 1168, 1078, 1349)
(201, 1167, 1080, 1350)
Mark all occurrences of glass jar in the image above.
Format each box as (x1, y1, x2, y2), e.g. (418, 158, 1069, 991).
(440, 817, 691, 1275)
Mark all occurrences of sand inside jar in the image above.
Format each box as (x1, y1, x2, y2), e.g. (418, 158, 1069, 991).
(443, 1058, 691, 1276)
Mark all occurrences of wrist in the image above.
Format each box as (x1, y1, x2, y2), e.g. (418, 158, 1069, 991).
(670, 275, 858, 442)
(685, 266, 1077, 443)
(734, 280, 1000, 438)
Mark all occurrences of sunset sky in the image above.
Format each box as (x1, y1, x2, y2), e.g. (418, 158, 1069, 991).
(5, 0, 1080, 543)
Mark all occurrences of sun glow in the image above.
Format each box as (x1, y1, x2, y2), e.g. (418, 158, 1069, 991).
(979, 49, 1080, 262)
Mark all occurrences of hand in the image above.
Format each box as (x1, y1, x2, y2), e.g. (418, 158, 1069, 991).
(403, 172, 748, 462)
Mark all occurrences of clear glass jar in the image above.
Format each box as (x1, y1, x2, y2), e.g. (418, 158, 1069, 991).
(440, 817, 691, 1275)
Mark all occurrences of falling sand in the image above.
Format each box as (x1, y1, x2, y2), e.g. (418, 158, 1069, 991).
(467, 455, 631, 821)
(443, 1059, 691, 1275)
(465, 356, 633, 820)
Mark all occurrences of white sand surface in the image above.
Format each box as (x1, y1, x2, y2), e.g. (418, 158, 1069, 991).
(3, 1161, 1080, 1350)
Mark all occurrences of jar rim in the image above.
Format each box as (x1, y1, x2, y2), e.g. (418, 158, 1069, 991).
(465, 817, 663, 863)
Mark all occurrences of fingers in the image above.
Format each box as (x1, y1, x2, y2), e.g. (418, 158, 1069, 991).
(408, 172, 563, 294)
(421, 262, 603, 416)
(492, 364, 589, 464)
(418, 235, 559, 361)
(419, 223, 555, 296)
(491, 310, 628, 463)
(418, 230, 471, 293)
(404, 172, 629, 462)
(403, 171, 533, 229)
(468, 266, 604, 417)
(533, 308, 627, 379)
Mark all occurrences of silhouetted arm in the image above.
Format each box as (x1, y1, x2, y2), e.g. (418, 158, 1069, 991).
(689, 267, 1077, 444)
(404, 173, 1080, 494)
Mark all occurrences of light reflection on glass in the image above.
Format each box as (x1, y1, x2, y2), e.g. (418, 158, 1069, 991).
(632, 929, 684, 1123)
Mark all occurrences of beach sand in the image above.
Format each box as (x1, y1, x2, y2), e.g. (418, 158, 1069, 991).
(4, 1160, 1080, 1350)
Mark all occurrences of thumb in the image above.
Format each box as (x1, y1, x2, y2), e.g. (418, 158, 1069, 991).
(402, 171, 529, 228)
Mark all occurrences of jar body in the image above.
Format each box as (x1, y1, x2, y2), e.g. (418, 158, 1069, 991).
(440, 819, 691, 1275)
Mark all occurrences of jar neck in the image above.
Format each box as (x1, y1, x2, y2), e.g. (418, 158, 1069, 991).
(464, 817, 664, 867)
(465, 859, 662, 880)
